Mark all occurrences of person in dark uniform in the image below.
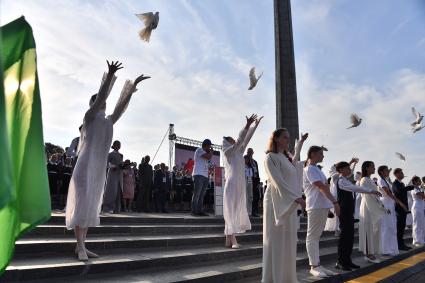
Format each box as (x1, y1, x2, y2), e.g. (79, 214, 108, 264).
(392, 168, 415, 250)
(246, 148, 261, 217)
(153, 163, 171, 213)
(136, 155, 154, 212)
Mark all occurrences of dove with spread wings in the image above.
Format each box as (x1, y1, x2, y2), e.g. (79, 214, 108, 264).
(136, 12, 159, 42)
(395, 152, 406, 162)
(411, 107, 423, 127)
(248, 67, 263, 90)
(347, 113, 362, 129)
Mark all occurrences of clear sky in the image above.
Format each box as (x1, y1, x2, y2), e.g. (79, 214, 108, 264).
(2, 0, 425, 179)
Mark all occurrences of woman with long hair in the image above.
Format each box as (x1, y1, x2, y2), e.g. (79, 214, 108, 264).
(359, 161, 388, 263)
(377, 165, 406, 256)
(303, 146, 340, 278)
(262, 128, 307, 283)
(222, 114, 262, 249)
(66, 61, 149, 261)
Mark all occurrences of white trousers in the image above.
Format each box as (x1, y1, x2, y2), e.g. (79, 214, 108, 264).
(246, 181, 253, 216)
(306, 208, 329, 266)
(412, 204, 425, 245)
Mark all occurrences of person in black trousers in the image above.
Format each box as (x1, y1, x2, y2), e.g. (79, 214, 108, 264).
(137, 155, 154, 212)
(392, 168, 414, 250)
(334, 161, 381, 271)
(153, 163, 171, 213)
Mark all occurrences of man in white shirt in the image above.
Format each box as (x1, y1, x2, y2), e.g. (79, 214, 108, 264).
(191, 139, 213, 216)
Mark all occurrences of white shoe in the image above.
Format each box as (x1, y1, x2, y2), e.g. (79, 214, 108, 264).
(231, 243, 242, 249)
(414, 243, 424, 247)
(310, 266, 328, 278)
(364, 256, 380, 263)
(319, 266, 338, 276)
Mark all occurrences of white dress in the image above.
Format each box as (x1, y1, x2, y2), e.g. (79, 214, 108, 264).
(66, 74, 137, 229)
(406, 192, 413, 226)
(411, 187, 425, 245)
(222, 124, 258, 235)
(377, 177, 399, 255)
(358, 177, 386, 255)
(262, 152, 302, 283)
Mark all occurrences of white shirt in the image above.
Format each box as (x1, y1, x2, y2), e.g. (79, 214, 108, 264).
(303, 165, 333, 211)
(245, 166, 253, 183)
(337, 176, 373, 193)
(193, 148, 209, 177)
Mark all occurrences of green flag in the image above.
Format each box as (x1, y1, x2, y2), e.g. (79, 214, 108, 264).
(0, 16, 51, 275)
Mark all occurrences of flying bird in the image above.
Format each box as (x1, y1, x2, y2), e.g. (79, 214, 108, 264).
(347, 113, 362, 129)
(412, 123, 425, 133)
(248, 67, 263, 90)
(395, 152, 406, 162)
(136, 12, 159, 42)
(411, 107, 423, 127)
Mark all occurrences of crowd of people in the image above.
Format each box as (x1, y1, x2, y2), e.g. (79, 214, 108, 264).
(49, 60, 425, 283)
(261, 129, 425, 282)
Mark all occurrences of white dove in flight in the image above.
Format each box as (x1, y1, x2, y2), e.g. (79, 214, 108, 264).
(136, 12, 159, 42)
(411, 107, 424, 127)
(248, 67, 263, 90)
(412, 122, 425, 133)
(395, 152, 406, 162)
(347, 113, 362, 129)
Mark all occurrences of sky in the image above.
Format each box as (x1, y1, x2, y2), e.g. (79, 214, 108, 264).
(2, 0, 425, 179)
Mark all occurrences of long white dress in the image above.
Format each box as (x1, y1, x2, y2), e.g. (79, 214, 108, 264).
(377, 177, 399, 255)
(262, 151, 302, 283)
(358, 177, 386, 255)
(222, 124, 258, 235)
(411, 187, 425, 245)
(66, 74, 137, 229)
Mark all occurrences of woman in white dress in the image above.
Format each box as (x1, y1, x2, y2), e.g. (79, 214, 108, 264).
(222, 114, 262, 248)
(377, 165, 406, 256)
(262, 128, 307, 283)
(410, 176, 425, 246)
(66, 61, 149, 261)
(358, 161, 388, 263)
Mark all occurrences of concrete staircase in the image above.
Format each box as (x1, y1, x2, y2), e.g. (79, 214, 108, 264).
(1, 212, 416, 283)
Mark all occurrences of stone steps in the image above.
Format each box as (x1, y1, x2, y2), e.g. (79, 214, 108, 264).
(1, 213, 414, 283)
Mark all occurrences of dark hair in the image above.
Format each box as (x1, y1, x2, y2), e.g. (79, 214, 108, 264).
(361, 161, 374, 177)
(422, 176, 425, 183)
(304, 146, 323, 167)
(377, 165, 388, 178)
(411, 176, 421, 184)
(111, 140, 121, 149)
(266, 128, 289, 154)
(336, 161, 350, 173)
(202, 139, 212, 147)
(90, 94, 97, 104)
(393, 168, 403, 175)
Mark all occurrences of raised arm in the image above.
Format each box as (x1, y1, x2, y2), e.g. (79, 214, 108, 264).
(85, 61, 122, 121)
(109, 74, 150, 124)
(292, 132, 308, 165)
(241, 116, 263, 152)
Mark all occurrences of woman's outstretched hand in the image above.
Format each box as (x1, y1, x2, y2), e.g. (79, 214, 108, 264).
(134, 74, 151, 85)
(107, 60, 124, 74)
(245, 114, 258, 128)
(255, 116, 264, 126)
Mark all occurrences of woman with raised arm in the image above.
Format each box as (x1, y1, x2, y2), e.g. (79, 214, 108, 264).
(222, 114, 262, 249)
(65, 61, 149, 261)
(262, 129, 307, 283)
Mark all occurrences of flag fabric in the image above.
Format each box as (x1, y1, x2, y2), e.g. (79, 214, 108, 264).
(0, 16, 51, 275)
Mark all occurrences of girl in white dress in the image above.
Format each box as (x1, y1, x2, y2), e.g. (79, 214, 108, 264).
(222, 114, 262, 248)
(358, 161, 388, 263)
(66, 61, 149, 261)
(377, 165, 406, 256)
(262, 128, 307, 283)
(410, 176, 425, 246)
